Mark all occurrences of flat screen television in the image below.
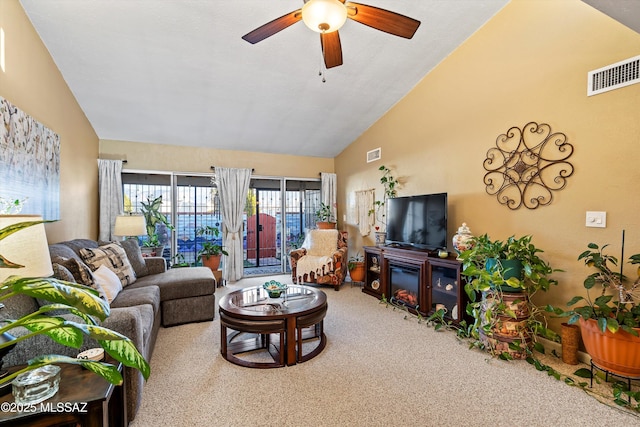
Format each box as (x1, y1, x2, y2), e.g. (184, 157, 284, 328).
(385, 193, 448, 251)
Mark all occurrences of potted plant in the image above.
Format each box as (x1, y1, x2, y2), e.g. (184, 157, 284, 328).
(348, 252, 366, 283)
(459, 234, 559, 359)
(196, 225, 228, 271)
(170, 253, 190, 268)
(140, 195, 174, 256)
(315, 202, 336, 229)
(0, 219, 150, 388)
(547, 241, 640, 377)
(368, 165, 399, 244)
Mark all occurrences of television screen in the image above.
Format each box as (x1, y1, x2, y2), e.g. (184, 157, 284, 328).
(385, 193, 448, 250)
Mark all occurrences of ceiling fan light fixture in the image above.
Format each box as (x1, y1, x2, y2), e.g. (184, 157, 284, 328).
(302, 0, 347, 33)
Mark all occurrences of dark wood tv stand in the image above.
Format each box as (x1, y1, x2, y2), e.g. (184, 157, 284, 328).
(362, 245, 466, 324)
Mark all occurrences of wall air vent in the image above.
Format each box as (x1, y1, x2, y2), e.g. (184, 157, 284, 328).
(588, 55, 640, 96)
(367, 147, 381, 163)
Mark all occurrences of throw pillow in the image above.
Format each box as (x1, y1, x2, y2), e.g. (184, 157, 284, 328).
(306, 229, 339, 257)
(117, 239, 149, 278)
(51, 256, 96, 286)
(40, 259, 107, 310)
(51, 262, 76, 283)
(92, 264, 122, 304)
(80, 243, 137, 287)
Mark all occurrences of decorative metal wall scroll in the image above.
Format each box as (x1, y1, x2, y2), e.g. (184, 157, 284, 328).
(483, 122, 574, 210)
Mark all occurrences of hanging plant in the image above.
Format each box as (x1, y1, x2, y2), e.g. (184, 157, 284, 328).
(368, 165, 399, 230)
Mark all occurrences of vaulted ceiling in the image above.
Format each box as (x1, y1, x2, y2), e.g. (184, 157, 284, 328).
(18, 1, 636, 158)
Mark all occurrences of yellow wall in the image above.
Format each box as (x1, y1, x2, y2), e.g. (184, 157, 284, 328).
(335, 0, 640, 328)
(99, 140, 334, 177)
(0, 0, 99, 242)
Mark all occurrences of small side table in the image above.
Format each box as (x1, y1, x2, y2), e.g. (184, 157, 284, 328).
(0, 362, 126, 427)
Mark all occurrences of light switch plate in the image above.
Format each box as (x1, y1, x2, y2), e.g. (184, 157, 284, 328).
(586, 211, 606, 228)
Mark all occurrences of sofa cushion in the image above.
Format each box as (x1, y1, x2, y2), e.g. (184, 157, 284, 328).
(111, 285, 160, 317)
(128, 267, 214, 302)
(118, 239, 149, 278)
(59, 239, 100, 257)
(92, 264, 122, 303)
(80, 243, 137, 287)
(49, 242, 87, 264)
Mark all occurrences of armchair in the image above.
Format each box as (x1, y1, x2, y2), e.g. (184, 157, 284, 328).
(289, 229, 348, 291)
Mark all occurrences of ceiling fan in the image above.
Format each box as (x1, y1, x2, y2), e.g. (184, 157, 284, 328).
(242, 0, 421, 69)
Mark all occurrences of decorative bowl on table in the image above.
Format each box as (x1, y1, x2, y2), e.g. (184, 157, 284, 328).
(263, 280, 287, 298)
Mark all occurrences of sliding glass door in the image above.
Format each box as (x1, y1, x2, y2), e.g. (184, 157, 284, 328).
(123, 171, 320, 277)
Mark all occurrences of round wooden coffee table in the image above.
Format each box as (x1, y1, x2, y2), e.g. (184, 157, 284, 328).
(219, 284, 327, 368)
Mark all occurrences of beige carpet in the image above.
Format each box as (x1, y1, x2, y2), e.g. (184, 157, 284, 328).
(130, 275, 639, 427)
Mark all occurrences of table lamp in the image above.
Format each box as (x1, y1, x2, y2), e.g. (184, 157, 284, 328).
(114, 214, 146, 239)
(0, 215, 53, 383)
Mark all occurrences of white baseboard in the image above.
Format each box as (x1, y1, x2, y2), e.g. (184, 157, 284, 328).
(537, 336, 591, 364)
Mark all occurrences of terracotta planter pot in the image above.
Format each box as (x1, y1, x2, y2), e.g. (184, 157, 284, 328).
(316, 222, 336, 229)
(201, 254, 222, 272)
(349, 262, 366, 282)
(579, 317, 640, 377)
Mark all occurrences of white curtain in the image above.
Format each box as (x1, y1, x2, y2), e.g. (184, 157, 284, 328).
(356, 189, 375, 236)
(321, 172, 337, 221)
(215, 167, 252, 282)
(97, 159, 123, 241)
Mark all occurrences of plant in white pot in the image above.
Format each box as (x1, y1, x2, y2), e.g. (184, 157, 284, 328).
(547, 239, 640, 377)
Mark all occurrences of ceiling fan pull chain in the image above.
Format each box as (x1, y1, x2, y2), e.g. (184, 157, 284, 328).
(320, 30, 327, 83)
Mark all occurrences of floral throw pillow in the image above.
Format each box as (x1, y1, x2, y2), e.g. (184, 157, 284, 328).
(80, 243, 137, 287)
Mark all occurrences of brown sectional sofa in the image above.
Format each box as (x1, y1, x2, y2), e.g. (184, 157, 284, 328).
(1, 238, 216, 421)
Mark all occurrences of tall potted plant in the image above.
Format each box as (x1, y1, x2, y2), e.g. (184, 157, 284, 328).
(196, 225, 228, 271)
(459, 234, 559, 359)
(547, 240, 640, 377)
(368, 165, 399, 245)
(140, 195, 174, 256)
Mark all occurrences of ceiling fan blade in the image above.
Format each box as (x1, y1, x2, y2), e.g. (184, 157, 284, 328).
(242, 10, 302, 44)
(321, 31, 343, 69)
(345, 2, 420, 39)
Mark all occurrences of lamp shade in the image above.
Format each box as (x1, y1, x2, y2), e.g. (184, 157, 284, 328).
(302, 0, 348, 33)
(114, 215, 146, 237)
(0, 215, 53, 282)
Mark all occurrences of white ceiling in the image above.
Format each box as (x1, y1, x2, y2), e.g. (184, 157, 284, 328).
(17, 1, 640, 158)
(19, 1, 514, 157)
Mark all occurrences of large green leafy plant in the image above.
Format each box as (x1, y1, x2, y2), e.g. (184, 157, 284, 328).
(196, 225, 228, 259)
(548, 242, 640, 335)
(459, 234, 560, 352)
(0, 219, 150, 386)
(140, 195, 174, 247)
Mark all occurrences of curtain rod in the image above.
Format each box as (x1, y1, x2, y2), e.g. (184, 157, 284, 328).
(210, 166, 254, 172)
